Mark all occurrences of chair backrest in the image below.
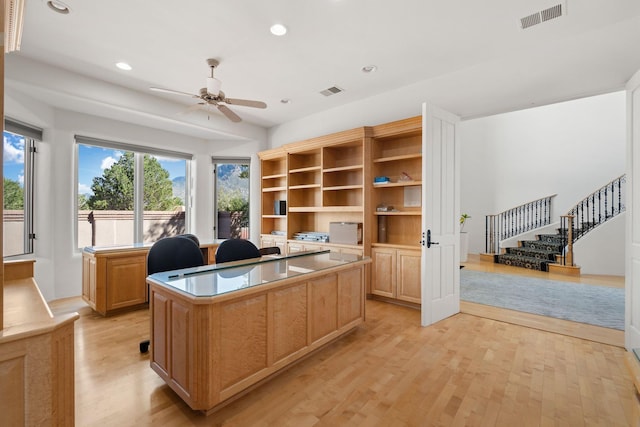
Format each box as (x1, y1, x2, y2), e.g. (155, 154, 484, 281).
(178, 233, 200, 246)
(147, 236, 205, 275)
(259, 246, 281, 256)
(215, 239, 261, 264)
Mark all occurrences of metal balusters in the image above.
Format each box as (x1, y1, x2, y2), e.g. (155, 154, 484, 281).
(484, 195, 556, 254)
(565, 174, 625, 245)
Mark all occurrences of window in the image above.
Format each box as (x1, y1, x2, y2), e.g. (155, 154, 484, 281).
(213, 158, 250, 239)
(76, 136, 191, 248)
(3, 119, 39, 258)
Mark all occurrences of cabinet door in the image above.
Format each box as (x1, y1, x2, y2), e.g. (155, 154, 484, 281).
(397, 250, 421, 304)
(288, 242, 305, 253)
(82, 254, 97, 305)
(371, 248, 396, 298)
(106, 255, 148, 311)
(260, 236, 276, 248)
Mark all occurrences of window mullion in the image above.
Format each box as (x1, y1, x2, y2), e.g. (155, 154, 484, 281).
(134, 153, 144, 243)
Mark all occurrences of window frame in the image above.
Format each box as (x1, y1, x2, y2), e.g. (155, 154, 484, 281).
(75, 136, 193, 249)
(3, 118, 40, 258)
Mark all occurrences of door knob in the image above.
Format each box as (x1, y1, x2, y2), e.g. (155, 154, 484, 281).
(427, 230, 439, 248)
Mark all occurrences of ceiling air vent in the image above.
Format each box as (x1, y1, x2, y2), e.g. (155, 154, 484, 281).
(521, 12, 541, 29)
(541, 4, 563, 22)
(320, 86, 344, 97)
(520, 2, 564, 29)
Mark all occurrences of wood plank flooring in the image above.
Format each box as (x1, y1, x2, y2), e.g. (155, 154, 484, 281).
(461, 254, 625, 347)
(51, 287, 634, 426)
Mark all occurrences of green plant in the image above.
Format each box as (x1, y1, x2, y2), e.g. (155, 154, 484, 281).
(460, 213, 471, 232)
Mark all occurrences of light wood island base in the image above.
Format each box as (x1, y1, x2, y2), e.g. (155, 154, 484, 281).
(148, 254, 370, 413)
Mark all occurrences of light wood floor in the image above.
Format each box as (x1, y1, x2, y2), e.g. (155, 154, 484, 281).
(461, 254, 625, 347)
(50, 273, 634, 426)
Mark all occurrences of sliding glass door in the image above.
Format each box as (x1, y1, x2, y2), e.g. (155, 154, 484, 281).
(213, 158, 250, 240)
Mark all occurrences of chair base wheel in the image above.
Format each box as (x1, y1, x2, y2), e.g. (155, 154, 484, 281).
(140, 340, 150, 353)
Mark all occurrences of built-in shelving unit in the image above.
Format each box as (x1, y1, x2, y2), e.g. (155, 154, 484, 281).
(259, 128, 371, 256)
(259, 116, 423, 304)
(368, 116, 423, 304)
(259, 148, 288, 250)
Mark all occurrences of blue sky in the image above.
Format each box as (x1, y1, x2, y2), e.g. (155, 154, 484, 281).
(3, 132, 25, 185)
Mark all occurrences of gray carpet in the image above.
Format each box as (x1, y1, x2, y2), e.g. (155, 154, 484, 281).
(460, 269, 624, 330)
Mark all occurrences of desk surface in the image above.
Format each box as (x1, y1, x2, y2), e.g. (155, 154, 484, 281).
(83, 239, 225, 254)
(148, 250, 368, 297)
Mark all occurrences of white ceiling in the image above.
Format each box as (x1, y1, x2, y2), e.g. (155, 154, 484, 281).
(6, 0, 640, 140)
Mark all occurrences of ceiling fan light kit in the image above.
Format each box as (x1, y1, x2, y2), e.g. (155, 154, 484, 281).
(150, 58, 267, 123)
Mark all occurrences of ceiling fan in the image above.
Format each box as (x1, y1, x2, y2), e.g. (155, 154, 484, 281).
(150, 58, 267, 123)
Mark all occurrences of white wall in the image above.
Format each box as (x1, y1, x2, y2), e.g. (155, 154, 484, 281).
(5, 90, 266, 301)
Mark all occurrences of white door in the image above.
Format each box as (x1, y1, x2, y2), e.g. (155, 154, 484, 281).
(626, 69, 640, 350)
(421, 103, 460, 326)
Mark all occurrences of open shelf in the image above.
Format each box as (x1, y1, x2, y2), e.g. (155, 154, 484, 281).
(262, 173, 287, 180)
(289, 184, 321, 190)
(373, 181, 422, 188)
(323, 164, 364, 173)
(324, 185, 363, 191)
(262, 186, 287, 193)
(374, 210, 421, 216)
(289, 165, 321, 174)
(373, 153, 422, 163)
(289, 206, 363, 213)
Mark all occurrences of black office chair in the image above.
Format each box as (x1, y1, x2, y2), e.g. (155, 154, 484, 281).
(259, 246, 281, 256)
(140, 235, 205, 353)
(215, 238, 261, 264)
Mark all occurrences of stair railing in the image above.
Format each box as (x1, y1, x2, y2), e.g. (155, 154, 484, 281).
(485, 195, 556, 254)
(559, 174, 626, 265)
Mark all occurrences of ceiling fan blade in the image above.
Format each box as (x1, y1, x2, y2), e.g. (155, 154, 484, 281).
(217, 104, 242, 122)
(150, 87, 200, 98)
(225, 98, 267, 109)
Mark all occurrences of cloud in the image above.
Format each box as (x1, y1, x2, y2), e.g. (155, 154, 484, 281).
(78, 183, 93, 195)
(18, 174, 24, 186)
(101, 156, 118, 170)
(3, 135, 24, 164)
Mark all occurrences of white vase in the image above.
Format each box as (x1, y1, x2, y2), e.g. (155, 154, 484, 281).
(460, 232, 469, 262)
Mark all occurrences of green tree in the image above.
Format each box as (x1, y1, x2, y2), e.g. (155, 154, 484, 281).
(78, 194, 90, 210)
(3, 177, 24, 209)
(87, 152, 181, 210)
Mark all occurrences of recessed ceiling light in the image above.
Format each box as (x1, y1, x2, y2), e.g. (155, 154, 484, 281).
(361, 65, 377, 73)
(115, 62, 132, 71)
(280, 98, 291, 104)
(270, 24, 287, 36)
(47, 0, 71, 14)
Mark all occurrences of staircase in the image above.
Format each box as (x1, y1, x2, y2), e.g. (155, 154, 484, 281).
(486, 174, 626, 274)
(496, 232, 564, 271)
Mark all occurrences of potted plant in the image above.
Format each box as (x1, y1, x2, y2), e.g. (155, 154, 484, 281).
(460, 214, 471, 262)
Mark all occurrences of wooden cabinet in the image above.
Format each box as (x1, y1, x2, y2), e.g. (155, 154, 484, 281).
(82, 248, 150, 315)
(82, 242, 219, 315)
(368, 116, 423, 305)
(1, 261, 78, 426)
(259, 116, 424, 306)
(371, 247, 421, 304)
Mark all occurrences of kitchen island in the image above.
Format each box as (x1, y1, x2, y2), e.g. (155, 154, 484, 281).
(147, 250, 370, 413)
